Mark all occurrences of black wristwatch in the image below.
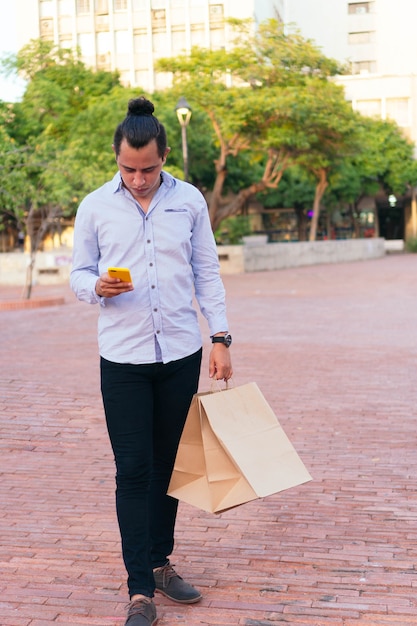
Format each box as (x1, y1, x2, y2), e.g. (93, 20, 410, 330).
(211, 332, 232, 348)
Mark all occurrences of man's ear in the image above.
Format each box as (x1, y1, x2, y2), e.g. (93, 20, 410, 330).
(163, 147, 171, 163)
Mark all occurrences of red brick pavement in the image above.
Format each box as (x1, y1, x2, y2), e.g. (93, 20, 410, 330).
(1, 254, 417, 625)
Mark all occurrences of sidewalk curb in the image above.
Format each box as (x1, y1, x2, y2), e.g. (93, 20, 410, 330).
(0, 296, 66, 311)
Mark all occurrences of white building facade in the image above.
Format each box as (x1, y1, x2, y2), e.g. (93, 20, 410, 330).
(15, 0, 279, 93)
(13, 0, 417, 240)
(278, 0, 417, 148)
(276, 0, 417, 240)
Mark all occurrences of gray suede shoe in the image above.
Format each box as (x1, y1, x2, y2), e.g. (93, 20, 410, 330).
(153, 562, 202, 604)
(125, 597, 157, 625)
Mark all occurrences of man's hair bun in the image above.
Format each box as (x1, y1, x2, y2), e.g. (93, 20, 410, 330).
(113, 95, 167, 157)
(127, 97, 155, 116)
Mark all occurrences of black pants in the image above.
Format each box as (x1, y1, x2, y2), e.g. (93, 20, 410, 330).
(100, 349, 202, 598)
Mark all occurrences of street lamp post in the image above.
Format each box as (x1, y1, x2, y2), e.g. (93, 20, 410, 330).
(175, 97, 192, 182)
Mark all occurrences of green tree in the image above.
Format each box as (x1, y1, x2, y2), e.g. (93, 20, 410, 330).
(284, 81, 361, 241)
(0, 39, 122, 296)
(7, 40, 120, 141)
(325, 116, 417, 237)
(257, 167, 315, 241)
(0, 106, 29, 248)
(157, 19, 348, 232)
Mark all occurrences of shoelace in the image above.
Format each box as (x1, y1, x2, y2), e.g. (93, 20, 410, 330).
(155, 564, 181, 585)
(127, 597, 153, 617)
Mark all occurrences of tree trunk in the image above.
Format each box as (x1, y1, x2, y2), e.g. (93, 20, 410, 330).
(208, 151, 287, 231)
(349, 202, 361, 238)
(208, 167, 228, 230)
(207, 113, 230, 229)
(23, 203, 61, 299)
(309, 169, 328, 241)
(210, 181, 268, 231)
(373, 204, 380, 237)
(326, 210, 331, 240)
(24, 203, 37, 299)
(293, 206, 306, 241)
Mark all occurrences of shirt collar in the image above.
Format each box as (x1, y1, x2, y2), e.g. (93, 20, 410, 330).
(111, 171, 124, 194)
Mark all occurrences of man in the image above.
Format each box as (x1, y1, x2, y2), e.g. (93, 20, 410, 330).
(70, 96, 233, 625)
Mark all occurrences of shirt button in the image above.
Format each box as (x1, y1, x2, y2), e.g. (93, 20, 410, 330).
(149, 263, 153, 267)
(147, 239, 151, 243)
(151, 285, 155, 289)
(153, 308, 158, 312)
(156, 330, 160, 334)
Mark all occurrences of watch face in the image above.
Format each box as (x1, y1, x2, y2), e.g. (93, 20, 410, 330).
(212, 333, 232, 347)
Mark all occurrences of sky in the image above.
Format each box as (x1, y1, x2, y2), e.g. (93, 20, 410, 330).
(0, 3, 26, 102)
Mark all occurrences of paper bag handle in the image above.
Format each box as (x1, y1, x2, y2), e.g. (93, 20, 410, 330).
(210, 378, 234, 393)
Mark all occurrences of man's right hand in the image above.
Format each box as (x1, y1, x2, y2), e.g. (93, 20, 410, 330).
(95, 272, 134, 298)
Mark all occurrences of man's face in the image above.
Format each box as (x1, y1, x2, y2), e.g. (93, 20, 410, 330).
(114, 138, 170, 205)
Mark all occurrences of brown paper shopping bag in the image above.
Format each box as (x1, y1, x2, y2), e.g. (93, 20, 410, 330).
(167, 382, 312, 513)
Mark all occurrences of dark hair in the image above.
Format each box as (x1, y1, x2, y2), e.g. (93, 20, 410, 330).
(113, 96, 168, 157)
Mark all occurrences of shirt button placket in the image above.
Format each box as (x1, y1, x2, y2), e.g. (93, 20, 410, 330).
(144, 218, 162, 338)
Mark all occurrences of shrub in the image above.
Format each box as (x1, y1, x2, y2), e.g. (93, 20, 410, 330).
(214, 216, 252, 245)
(405, 237, 417, 253)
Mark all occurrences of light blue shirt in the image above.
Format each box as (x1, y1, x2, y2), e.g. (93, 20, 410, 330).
(70, 171, 229, 364)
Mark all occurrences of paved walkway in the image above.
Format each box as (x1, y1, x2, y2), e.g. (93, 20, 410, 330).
(1, 254, 417, 626)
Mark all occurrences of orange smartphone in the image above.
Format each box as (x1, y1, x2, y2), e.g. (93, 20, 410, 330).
(108, 267, 133, 284)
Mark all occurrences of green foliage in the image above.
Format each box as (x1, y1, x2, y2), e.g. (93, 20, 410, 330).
(214, 215, 252, 244)
(1, 19, 417, 252)
(156, 18, 367, 230)
(405, 237, 417, 253)
(226, 18, 343, 86)
(8, 40, 120, 144)
(49, 86, 139, 209)
(257, 166, 315, 209)
(0, 40, 124, 254)
(325, 116, 417, 209)
(149, 93, 219, 188)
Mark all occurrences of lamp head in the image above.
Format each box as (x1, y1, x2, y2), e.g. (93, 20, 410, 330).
(175, 97, 192, 126)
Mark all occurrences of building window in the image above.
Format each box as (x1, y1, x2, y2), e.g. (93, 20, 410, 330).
(115, 30, 130, 54)
(190, 26, 204, 46)
(348, 2, 373, 14)
(40, 18, 54, 37)
(172, 30, 186, 53)
(60, 38, 73, 48)
(114, 0, 127, 10)
(76, 0, 90, 14)
(209, 3, 223, 22)
(96, 30, 110, 54)
(210, 26, 225, 49)
(152, 8, 166, 29)
(136, 69, 150, 86)
(78, 32, 95, 55)
(355, 99, 381, 118)
(153, 31, 170, 56)
(348, 31, 375, 44)
(58, 0, 73, 15)
(95, 0, 108, 14)
(171, 7, 185, 26)
(386, 98, 409, 127)
(40, 0, 54, 17)
(351, 59, 377, 74)
(59, 16, 73, 35)
(134, 31, 148, 53)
